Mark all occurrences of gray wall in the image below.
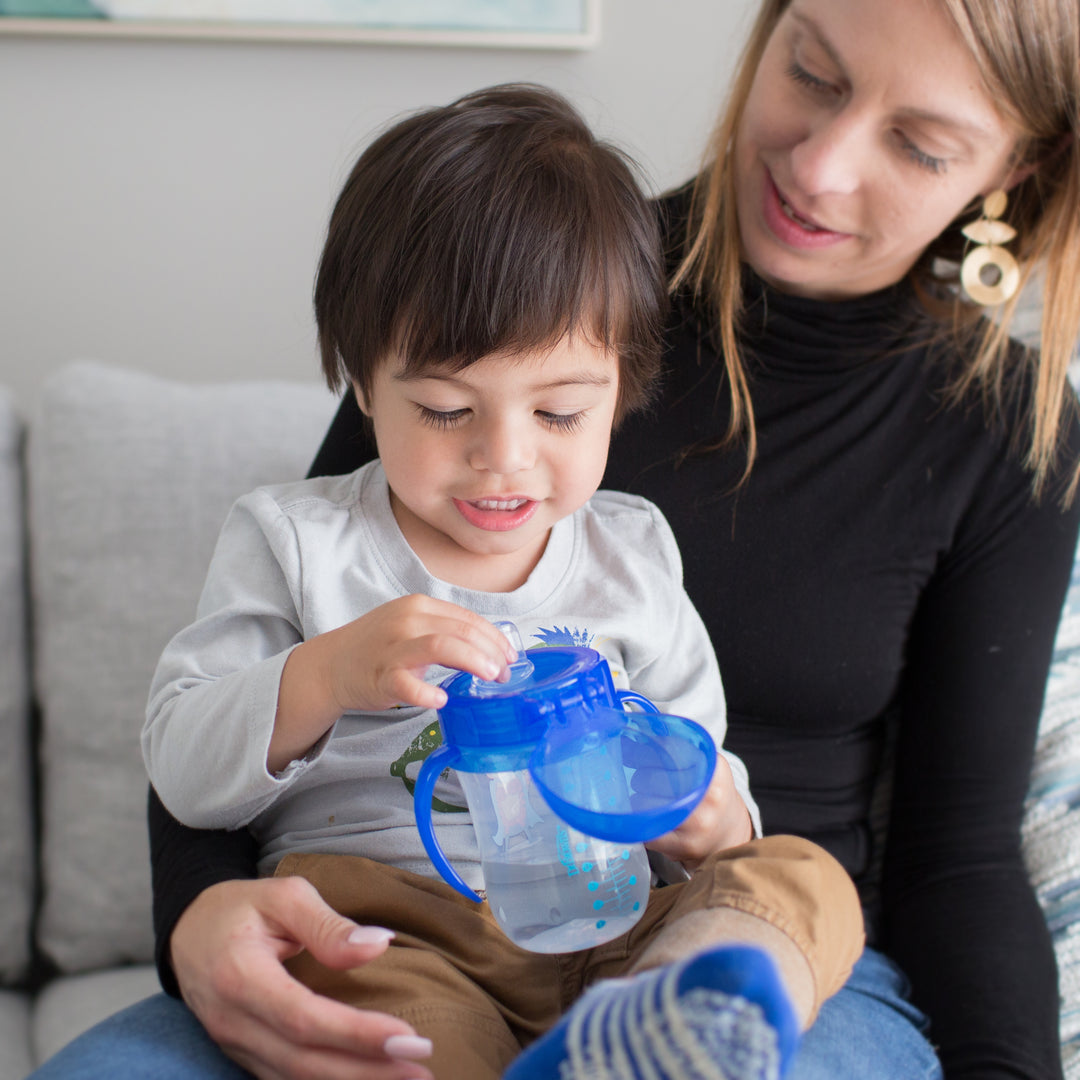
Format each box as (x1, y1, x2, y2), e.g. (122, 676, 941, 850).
(0, 2, 756, 415)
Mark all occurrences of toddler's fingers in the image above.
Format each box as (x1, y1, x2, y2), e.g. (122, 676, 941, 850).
(383, 668, 449, 710)
(413, 599, 519, 665)
(399, 629, 511, 684)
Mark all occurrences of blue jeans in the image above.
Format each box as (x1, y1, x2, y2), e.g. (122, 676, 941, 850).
(788, 947, 942, 1080)
(29, 947, 940, 1079)
(29, 993, 250, 1080)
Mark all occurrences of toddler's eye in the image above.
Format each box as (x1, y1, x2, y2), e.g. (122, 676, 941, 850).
(539, 411, 585, 433)
(416, 405, 467, 429)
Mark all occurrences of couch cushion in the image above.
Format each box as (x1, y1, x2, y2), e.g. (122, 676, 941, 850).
(29, 361, 338, 973)
(0, 388, 34, 987)
(1024, 549, 1080, 1079)
(0, 991, 31, 1080)
(31, 965, 160, 1070)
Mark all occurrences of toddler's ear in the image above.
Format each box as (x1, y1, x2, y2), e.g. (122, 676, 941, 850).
(352, 380, 372, 417)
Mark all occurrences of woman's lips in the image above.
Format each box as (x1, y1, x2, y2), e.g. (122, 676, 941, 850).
(762, 172, 850, 249)
(453, 496, 539, 532)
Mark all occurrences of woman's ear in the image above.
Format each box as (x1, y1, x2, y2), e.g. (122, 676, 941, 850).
(1002, 160, 1038, 191)
(1000, 133, 1073, 191)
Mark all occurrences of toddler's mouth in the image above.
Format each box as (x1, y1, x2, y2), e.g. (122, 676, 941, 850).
(471, 497, 530, 511)
(454, 496, 538, 532)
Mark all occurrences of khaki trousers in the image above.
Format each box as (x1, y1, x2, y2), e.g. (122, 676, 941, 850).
(279, 835, 862, 1080)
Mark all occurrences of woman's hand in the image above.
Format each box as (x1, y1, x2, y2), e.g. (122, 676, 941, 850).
(170, 876, 435, 1080)
(644, 755, 753, 872)
(270, 595, 517, 772)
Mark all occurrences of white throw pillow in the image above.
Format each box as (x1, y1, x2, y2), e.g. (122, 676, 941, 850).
(29, 361, 337, 972)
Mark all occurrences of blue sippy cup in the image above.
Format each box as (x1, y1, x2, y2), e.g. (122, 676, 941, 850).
(413, 625, 716, 954)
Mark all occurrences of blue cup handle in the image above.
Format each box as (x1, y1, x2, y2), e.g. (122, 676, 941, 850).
(414, 744, 483, 903)
(616, 689, 659, 714)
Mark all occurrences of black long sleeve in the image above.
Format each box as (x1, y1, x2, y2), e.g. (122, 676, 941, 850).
(882, 428, 1079, 1078)
(149, 785, 259, 998)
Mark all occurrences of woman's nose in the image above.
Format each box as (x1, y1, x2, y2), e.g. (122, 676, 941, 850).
(788, 110, 866, 198)
(468, 418, 535, 475)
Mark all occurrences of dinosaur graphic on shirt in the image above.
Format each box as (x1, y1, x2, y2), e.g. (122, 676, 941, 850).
(390, 721, 467, 813)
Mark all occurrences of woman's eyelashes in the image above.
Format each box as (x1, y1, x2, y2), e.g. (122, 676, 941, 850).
(786, 59, 838, 96)
(786, 60, 948, 174)
(895, 133, 947, 174)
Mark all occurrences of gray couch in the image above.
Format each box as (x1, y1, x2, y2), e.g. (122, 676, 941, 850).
(0, 360, 1077, 1078)
(0, 361, 336, 1077)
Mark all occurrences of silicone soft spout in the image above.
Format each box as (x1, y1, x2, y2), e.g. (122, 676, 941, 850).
(467, 620, 535, 696)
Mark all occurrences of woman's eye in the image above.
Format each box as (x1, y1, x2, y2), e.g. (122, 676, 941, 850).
(786, 61, 837, 96)
(898, 133, 947, 174)
(538, 411, 585, 433)
(416, 405, 467, 429)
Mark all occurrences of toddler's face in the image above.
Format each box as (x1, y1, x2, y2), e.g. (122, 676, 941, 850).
(357, 335, 620, 593)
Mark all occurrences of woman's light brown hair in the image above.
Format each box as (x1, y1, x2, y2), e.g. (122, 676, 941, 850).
(674, 0, 1080, 501)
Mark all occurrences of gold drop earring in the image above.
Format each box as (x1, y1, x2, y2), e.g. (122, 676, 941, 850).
(960, 189, 1019, 305)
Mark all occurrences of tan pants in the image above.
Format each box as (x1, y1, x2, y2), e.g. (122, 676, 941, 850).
(279, 835, 862, 1080)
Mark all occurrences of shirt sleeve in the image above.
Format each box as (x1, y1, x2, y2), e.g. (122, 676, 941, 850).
(142, 488, 328, 829)
(882, 421, 1080, 1079)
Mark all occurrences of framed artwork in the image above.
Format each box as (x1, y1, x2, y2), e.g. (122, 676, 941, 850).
(0, 0, 599, 47)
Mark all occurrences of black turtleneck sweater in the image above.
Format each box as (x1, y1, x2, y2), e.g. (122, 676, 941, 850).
(600, 265, 1080, 1079)
(149, 198, 1080, 1079)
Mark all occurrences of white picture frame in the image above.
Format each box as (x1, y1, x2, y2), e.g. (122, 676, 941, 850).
(0, 0, 599, 48)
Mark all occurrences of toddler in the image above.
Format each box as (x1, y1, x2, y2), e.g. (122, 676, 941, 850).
(143, 84, 863, 1080)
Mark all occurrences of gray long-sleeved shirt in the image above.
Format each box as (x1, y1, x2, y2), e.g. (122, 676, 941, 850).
(143, 460, 756, 884)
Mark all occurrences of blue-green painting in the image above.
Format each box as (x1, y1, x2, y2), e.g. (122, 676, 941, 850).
(0, 0, 593, 39)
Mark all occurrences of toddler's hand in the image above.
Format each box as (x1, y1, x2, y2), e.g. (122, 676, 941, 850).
(322, 594, 518, 712)
(270, 596, 517, 773)
(644, 755, 753, 871)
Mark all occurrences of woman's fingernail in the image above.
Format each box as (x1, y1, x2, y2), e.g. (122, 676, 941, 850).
(347, 926, 395, 946)
(384, 1034, 434, 1060)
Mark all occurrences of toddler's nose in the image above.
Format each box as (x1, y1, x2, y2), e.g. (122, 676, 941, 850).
(469, 418, 535, 474)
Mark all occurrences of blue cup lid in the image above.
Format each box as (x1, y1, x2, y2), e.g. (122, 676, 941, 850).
(528, 707, 717, 843)
(437, 646, 613, 751)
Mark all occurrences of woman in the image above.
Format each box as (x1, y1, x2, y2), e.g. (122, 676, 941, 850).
(34, 0, 1080, 1077)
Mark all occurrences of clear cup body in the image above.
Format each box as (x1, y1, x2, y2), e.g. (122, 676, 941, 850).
(459, 769, 650, 953)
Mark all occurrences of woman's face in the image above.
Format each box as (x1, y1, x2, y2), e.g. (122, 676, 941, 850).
(734, 0, 1025, 300)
